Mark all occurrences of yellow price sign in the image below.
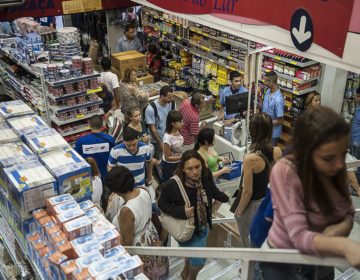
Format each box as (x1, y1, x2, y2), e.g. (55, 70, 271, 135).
(223, 40, 228, 44)
(290, 60, 298, 65)
(62, 0, 102, 14)
(76, 114, 85, 119)
(274, 55, 282, 61)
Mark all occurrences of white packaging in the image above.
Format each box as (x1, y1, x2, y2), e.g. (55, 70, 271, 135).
(76, 252, 104, 268)
(0, 142, 37, 168)
(0, 100, 33, 118)
(7, 114, 48, 138)
(24, 129, 69, 154)
(0, 123, 19, 144)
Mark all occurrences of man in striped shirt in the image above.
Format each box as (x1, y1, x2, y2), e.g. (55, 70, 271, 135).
(179, 91, 206, 151)
(108, 127, 153, 188)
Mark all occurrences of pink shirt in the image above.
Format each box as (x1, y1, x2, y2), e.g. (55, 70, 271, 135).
(179, 99, 199, 145)
(268, 158, 354, 255)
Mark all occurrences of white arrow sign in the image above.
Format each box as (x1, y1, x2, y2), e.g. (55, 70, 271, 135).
(292, 16, 312, 44)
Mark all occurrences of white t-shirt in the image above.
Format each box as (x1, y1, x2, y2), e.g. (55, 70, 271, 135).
(162, 132, 184, 162)
(99, 72, 120, 94)
(92, 176, 103, 206)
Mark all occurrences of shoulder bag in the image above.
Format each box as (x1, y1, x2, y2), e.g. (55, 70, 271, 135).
(159, 175, 195, 242)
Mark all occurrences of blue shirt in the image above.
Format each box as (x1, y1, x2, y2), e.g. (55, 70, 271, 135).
(262, 89, 284, 139)
(75, 132, 115, 181)
(115, 35, 143, 52)
(220, 86, 248, 119)
(108, 142, 151, 188)
(352, 106, 360, 144)
(145, 99, 173, 142)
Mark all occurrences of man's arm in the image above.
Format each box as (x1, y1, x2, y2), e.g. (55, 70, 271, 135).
(113, 87, 121, 109)
(149, 124, 162, 149)
(115, 38, 123, 52)
(146, 159, 154, 184)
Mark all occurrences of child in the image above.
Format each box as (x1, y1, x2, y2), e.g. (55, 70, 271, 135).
(86, 157, 103, 206)
(160, 110, 184, 182)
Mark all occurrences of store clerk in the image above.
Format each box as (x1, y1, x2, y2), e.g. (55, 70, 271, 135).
(116, 23, 143, 53)
(219, 71, 248, 122)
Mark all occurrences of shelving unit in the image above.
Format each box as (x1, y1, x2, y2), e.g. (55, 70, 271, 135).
(45, 73, 100, 87)
(50, 109, 104, 126)
(47, 87, 102, 102)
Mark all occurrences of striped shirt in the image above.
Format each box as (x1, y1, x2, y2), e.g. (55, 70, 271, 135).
(108, 142, 151, 188)
(179, 99, 199, 145)
(268, 158, 354, 255)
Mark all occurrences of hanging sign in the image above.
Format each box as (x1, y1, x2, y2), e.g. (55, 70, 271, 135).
(62, 0, 102, 14)
(148, 0, 355, 57)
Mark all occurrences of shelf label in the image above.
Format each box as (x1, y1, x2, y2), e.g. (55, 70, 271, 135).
(177, 36, 181, 40)
(163, 31, 167, 35)
(202, 46, 210, 51)
(293, 90, 299, 95)
(76, 114, 85, 119)
(274, 55, 282, 61)
(223, 40, 228, 44)
(87, 87, 102, 94)
(290, 60, 298, 65)
(227, 56, 233, 60)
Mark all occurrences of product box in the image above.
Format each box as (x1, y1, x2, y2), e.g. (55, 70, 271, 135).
(55, 239, 74, 259)
(0, 100, 34, 118)
(72, 267, 91, 280)
(71, 233, 97, 248)
(46, 193, 74, 212)
(0, 142, 37, 169)
(88, 258, 117, 277)
(40, 148, 92, 200)
(12, 206, 37, 248)
(7, 114, 48, 139)
(60, 260, 78, 280)
(103, 245, 127, 260)
(136, 73, 154, 86)
(111, 50, 145, 72)
(112, 255, 144, 279)
(0, 188, 7, 214)
(92, 216, 115, 236)
(76, 252, 104, 268)
(84, 206, 101, 221)
(48, 251, 68, 280)
(24, 129, 69, 155)
(73, 240, 104, 258)
(55, 208, 84, 225)
(96, 229, 121, 251)
(78, 200, 94, 211)
(63, 216, 92, 240)
(0, 123, 19, 144)
(53, 201, 81, 215)
(4, 161, 58, 219)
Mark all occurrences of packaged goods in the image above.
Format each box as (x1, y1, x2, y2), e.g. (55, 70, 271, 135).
(40, 148, 92, 200)
(4, 161, 57, 219)
(76, 252, 104, 268)
(73, 240, 104, 257)
(0, 123, 19, 144)
(103, 245, 127, 260)
(84, 206, 101, 221)
(0, 142, 37, 168)
(24, 129, 69, 154)
(7, 114, 48, 139)
(63, 216, 92, 240)
(56, 208, 84, 225)
(112, 255, 144, 279)
(87, 258, 117, 277)
(78, 200, 94, 211)
(95, 229, 121, 250)
(72, 267, 91, 280)
(60, 260, 78, 280)
(46, 193, 74, 211)
(0, 100, 34, 118)
(71, 233, 97, 247)
(53, 201, 81, 215)
(48, 251, 69, 280)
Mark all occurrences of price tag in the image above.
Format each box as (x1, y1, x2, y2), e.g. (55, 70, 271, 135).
(290, 61, 298, 65)
(293, 79, 300, 83)
(209, 59, 214, 63)
(223, 40, 228, 44)
(293, 90, 299, 95)
(177, 36, 181, 40)
(202, 46, 210, 51)
(76, 114, 85, 119)
(163, 31, 167, 35)
(230, 67, 236, 71)
(274, 56, 282, 61)
(227, 56, 233, 60)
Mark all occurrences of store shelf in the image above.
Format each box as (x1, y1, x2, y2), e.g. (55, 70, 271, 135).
(59, 124, 91, 137)
(280, 85, 318, 96)
(261, 67, 320, 84)
(49, 99, 103, 114)
(45, 73, 100, 87)
(47, 87, 102, 102)
(50, 109, 104, 126)
(262, 52, 319, 68)
(0, 48, 40, 78)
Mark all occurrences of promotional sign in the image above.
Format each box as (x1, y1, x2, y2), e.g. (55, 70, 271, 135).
(148, 0, 355, 57)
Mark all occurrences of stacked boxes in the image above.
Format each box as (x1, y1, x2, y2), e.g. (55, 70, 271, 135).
(27, 194, 143, 279)
(110, 50, 146, 80)
(25, 129, 70, 155)
(7, 114, 48, 140)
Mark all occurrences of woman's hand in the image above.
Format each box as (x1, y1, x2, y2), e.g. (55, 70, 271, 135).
(221, 166, 232, 174)
(343, 240, 360, 268)
(141, 134, 150, 143)
(185, 206, 194, 218)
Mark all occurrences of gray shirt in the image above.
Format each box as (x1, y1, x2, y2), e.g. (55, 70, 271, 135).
(115, 35, 143, 52)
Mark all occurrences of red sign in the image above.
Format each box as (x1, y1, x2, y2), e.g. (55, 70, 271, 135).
(0, 0, 133, 21)
(148, 0, 355, 57)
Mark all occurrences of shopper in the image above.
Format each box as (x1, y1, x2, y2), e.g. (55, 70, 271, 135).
(96, 83, 114, 115)
(145, 85, 175, 159)
(195, 128, 232, 180)
(75, 115, 115, 182)
(99, 57, 120, 109)
(262, 71, 284, 146)
(115, 23, 143, 52)
(120, 68, 149, 113)
(304, 92, 321, 111)
(85, 157, 103, 206)
(233, 113, 282, 248)
(125, 106, 150, 144)
(146, 43, 162, 82)
(107, 127, 153, 188)
(160, 110, 184, 182)
(178, 90, 206, 152)
(158, 150, 229, 280)
(260, 107, 358, 279)
(219, 71, 248, 121)
(107, 166, 169, 280)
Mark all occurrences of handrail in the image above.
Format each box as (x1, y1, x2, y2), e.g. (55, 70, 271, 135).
(124, 246, 354, 279)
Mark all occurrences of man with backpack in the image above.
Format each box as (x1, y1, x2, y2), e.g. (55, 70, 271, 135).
(145, 85, 175, 159)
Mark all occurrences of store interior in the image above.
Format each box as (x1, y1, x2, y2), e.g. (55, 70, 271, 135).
(0, 0, 359, 279)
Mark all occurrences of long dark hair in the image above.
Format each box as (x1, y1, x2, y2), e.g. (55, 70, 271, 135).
(165, 110, 183, 133)
(195, 128, 215, 151)
(249, 112, 273, 153)
(174, 150, 208, 183)
(290, 106, 350, 216)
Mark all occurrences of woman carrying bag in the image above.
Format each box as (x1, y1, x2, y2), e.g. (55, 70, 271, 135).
(158, 150, 229, 280)
(233, 113, 282, 248)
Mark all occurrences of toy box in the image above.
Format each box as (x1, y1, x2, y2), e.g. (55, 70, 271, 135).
(24, 129, 69, 155)
(63, 216, 92, 240)
(4, 161, 58, 219)
(7, 114, 48, 139)
(40, 147, 92, 200)
(12, 206, 37, 249)
(0, 123, 19, 144)
(76, 252, 104, 268)
(0, 100, 33, 118)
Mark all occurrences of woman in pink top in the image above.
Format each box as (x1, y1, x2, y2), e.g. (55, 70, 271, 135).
(260, 107, 359, 279)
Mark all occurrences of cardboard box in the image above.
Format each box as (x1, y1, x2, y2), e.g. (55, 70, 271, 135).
(0, 100, 33, 118)
(4, 161, 58, 219)
(48, 251, 68, 280)
(24, 129, 70, 155)
(95, 229, 121, 250)
(12, 206, 37, 248)
(63, 216, 92, 240)
(76, 252, 104, 268)
(88, 258, 117, 277)
(0, 123, 19, 144)
(46, 193, 74, 212)
(40, 148, 92, 200)
(111, 51, 146, 74)
(60, 260, 78, 280)
(103, 245, 127, 260)
(7, 114, 49, 139)
(136, 73, 154, 86)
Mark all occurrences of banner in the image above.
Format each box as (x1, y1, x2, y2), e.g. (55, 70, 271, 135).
(148, 0, 355, 57)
